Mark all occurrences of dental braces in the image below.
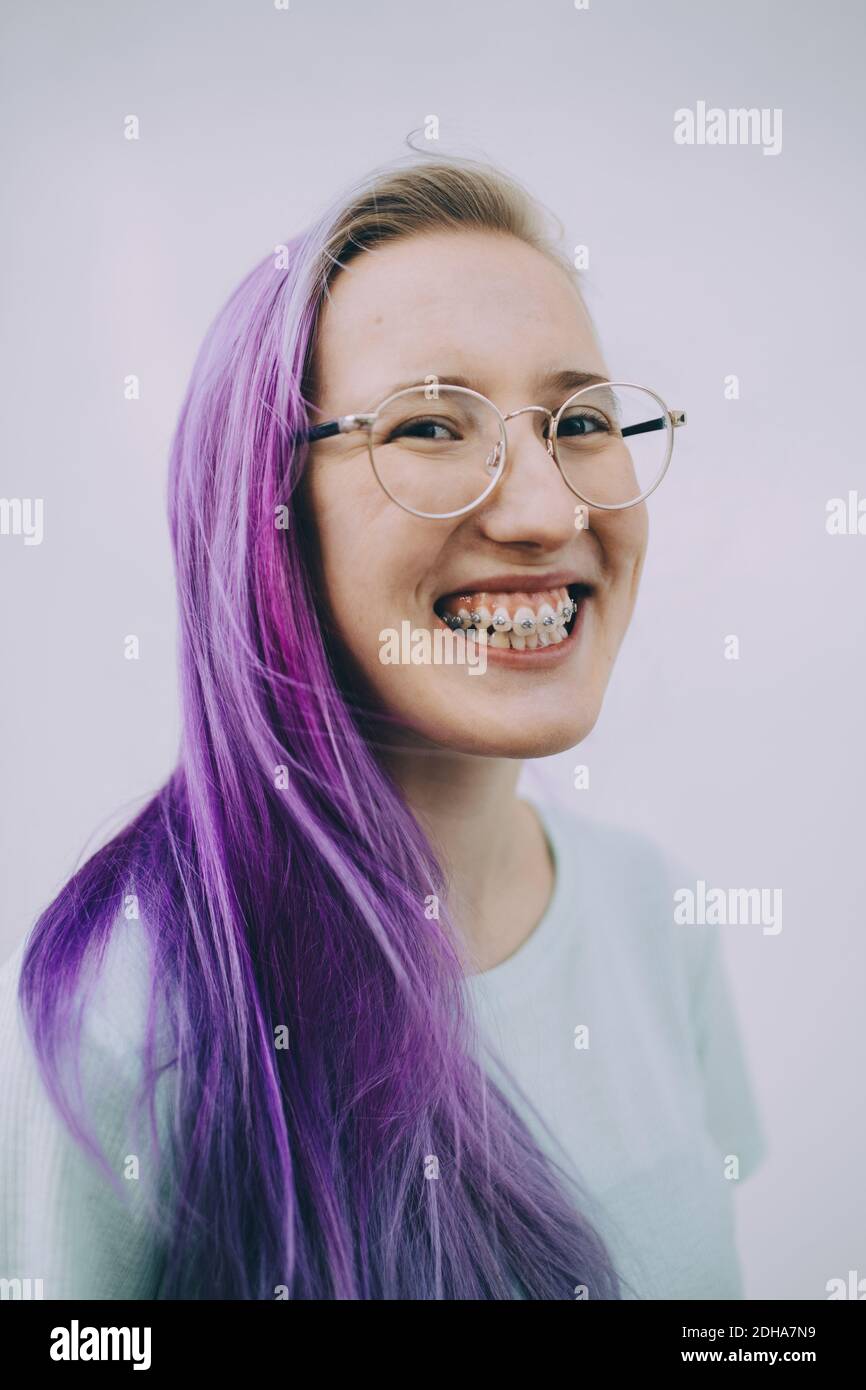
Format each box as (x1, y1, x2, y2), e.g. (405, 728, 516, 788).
(442, 598, 576, 632)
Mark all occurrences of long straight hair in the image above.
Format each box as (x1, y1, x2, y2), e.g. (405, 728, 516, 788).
(20, 156, 622, 1299)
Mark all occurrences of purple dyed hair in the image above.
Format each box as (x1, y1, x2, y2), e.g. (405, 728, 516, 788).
(20, 157, 622, 1299)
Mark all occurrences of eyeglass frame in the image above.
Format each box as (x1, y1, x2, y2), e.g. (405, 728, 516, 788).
(302, 380, 687, 521)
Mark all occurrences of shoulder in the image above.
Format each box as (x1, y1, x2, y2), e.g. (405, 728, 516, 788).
(0, 917, 175, 1298)
(535, 798, 767, 1177)
(538, 801, 738, 1016)
(533, 795, 683, 930)
(0, 911, 174, 1142)
(1, 910, 165, 1074)
(534, 797, 717, 958)
(529, 796, 701, 1022)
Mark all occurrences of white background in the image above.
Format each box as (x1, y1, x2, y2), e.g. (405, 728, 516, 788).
(1, 0, 864, 1299)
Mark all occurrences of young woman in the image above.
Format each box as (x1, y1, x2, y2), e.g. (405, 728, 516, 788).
(0, 156, 764, 1300)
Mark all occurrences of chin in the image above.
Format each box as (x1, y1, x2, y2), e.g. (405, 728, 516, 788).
(395, 700, 603, 760)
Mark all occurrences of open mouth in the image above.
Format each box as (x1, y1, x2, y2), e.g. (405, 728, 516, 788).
(432, 582, 591, 651)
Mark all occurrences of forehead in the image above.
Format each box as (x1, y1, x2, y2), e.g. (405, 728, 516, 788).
(312, 229, 604, 408)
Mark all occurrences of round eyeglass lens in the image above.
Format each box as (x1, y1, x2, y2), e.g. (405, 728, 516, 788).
(553, 383, 673, 508)
(368, 385, 506, 518)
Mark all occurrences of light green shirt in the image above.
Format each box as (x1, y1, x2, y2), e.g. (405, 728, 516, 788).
(0, 799, 765, 1299)
(464, 796, 766, 1299)
(0, 915, 170, 1299)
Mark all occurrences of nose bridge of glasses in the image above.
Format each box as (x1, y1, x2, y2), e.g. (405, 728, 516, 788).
(501, 403, 556, 455)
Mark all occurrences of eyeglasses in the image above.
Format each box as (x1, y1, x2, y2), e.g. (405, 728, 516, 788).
(303, 380, 687, 520)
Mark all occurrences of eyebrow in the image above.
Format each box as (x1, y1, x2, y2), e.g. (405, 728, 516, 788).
(370, 368, 610, 403)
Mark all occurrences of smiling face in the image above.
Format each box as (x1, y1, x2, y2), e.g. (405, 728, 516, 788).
(301, 229, 648, 758)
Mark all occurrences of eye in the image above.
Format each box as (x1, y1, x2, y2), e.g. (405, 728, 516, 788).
(387, 415, 462, 443)
(556, 409, 610, 438)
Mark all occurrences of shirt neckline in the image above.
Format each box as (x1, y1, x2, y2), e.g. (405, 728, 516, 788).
(462, 793, 574, 999)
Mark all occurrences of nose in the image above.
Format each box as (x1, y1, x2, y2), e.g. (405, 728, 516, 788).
(474, 404, 575, 541)
(484, 405, 554, 474)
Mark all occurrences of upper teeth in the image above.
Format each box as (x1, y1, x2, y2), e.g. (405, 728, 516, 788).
(437, 585, 579, 642)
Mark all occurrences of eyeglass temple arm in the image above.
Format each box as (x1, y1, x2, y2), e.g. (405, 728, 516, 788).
(622, 410, 687, 438)
(302, 414, 373, 444)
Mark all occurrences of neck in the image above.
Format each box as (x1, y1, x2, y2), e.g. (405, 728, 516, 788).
(382, 744, 554, 973)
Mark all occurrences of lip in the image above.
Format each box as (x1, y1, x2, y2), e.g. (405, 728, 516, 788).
(434, 569, 590, 601)
(431, 591, 589, 668)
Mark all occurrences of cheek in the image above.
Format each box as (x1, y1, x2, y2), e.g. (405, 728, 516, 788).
(594, 506, 648, 589)
(302, 458, 443, 663)
(303, 457, 388, 607)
